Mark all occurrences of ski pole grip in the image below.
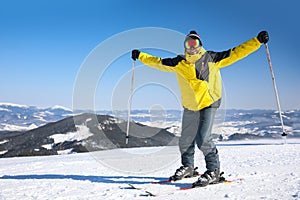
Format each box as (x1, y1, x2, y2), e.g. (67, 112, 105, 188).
(282, 132, 287, 137)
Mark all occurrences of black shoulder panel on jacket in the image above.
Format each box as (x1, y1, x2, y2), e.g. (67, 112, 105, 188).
(162, 55, 185, 66)
(207, 50, 231, 63)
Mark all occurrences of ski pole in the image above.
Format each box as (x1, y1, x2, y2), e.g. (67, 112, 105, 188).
(126, 60, 135, 145)
(264, 43, 287, 137)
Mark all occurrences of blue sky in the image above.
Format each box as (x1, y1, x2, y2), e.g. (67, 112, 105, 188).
(0, 0, 299, 110)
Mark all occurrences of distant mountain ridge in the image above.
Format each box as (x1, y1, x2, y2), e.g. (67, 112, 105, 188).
(0, 103, 299, 158)
(1, 103, 299, 137)
(0, 103, 73, 132)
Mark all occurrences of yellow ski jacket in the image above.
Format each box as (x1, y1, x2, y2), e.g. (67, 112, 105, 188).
(137, 37, 262, 111)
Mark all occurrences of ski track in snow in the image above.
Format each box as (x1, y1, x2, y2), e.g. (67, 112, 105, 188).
(0, 140, 300, 200)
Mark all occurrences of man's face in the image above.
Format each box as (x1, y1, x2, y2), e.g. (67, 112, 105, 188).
(184, 39, 201, 55)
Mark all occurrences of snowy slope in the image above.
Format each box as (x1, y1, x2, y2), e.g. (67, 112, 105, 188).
(0, 139, 299, 200)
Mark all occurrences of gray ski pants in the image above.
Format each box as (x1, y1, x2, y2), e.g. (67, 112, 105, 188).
(179, 107, 220, 171)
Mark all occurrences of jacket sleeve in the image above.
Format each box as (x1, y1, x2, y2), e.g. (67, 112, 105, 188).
(211, 37, 262, 68)
(138, 52, 181, 72)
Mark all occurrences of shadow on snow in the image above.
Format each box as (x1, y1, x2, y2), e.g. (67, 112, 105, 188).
(0, 174, 193, 189)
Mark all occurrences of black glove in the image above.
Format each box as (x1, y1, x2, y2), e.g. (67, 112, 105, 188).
(131, 49, 140, 61)
(257, 31, 269, 44)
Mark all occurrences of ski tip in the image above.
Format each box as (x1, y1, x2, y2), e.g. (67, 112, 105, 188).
(145, 191, 156, 196)
(151, 180, 171, 184)
(180, 187, 193, 190)
(225, 177, 245, 183)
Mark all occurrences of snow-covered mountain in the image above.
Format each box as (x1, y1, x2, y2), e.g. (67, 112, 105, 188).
(0, 113, 178, 158)
(0, 103, 73, 132)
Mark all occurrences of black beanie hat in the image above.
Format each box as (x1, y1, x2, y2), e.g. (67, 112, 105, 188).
(185, 30, 202, 46)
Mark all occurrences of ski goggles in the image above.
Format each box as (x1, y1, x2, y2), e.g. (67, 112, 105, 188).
(184, 39, 201, 50)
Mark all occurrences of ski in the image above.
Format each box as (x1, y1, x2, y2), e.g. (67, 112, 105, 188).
(151, 174, 199, 185)
(152, 178, 245, 196)
(128, 177, 244, 197)
(128, 183, 179, 196)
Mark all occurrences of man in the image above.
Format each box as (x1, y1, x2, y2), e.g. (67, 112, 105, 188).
(131, 30, 269, 187)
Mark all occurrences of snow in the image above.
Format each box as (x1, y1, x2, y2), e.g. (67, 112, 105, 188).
(0, 139, 300, 200)
(28, 123, 38, 129)
(0, 139, 8, 145)
(51, 105, 72, 112)
(41, 144, 53, 150)
(0, 150, 8, 155)
(0, 102, 29, 108)
(57, 149, 75, 155)
(49, 125, 93, 144)
(0, 123, 38, 132)
(32, 113, 48, 122)
(141, 121, 181, 135)
(0, 107, 11, 112)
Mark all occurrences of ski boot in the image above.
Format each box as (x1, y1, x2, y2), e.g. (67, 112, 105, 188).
(169, 166, 199, 181)
(192, 169, 225, 187)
